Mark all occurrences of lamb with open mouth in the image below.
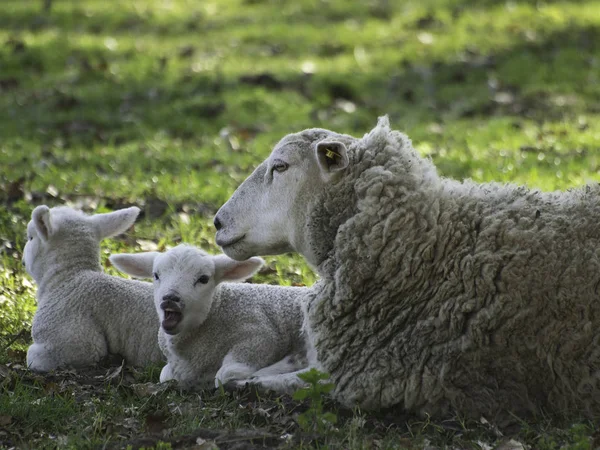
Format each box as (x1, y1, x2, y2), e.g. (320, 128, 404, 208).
(110, 244, 308, 389)
(160, 301, 183, 334)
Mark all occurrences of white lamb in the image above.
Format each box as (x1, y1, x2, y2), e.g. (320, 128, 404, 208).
(109, 244, 307, 389)
(23, 205, 163, 372)
(213, 116, 600, 422)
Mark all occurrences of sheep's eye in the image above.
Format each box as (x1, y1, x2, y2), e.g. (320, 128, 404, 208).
(195, 275, 210, 285)
(272, 161, 289, 174)
(28, 236, 33, 241)
(153, 272, 159, 281)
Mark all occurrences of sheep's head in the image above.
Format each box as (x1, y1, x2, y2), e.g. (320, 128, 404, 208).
(22, 205, 140, 283)
(214, 128, 355, 266)
(110, 245, 264, 335)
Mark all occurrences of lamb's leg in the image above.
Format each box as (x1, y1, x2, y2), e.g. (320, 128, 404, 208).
(230, 368, 312, 395)
(27, 324, 107, 372)
(26, 343, 61, 372)
(26, 340, 104, 372)
(214, 353, 258, 388)
(252, 352, 308, 377)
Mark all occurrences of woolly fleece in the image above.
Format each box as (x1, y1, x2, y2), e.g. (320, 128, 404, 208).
(111, 245, 308, 389)
(219, 117, 600, 421)
(24, 205, 163, 371)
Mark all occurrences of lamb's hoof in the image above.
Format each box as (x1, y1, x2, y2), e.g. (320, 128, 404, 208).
(223, 379, 267, 400)
(222, 379, 251, 392)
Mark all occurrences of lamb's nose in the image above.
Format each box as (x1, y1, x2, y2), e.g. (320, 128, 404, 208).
(162, 293, 180, 303)
(213, 215, 222, 231)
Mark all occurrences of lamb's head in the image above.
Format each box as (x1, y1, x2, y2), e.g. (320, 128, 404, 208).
(22, 205, 140, 283)
(110, 245, 264, 335)
(214, 126, 359, 266)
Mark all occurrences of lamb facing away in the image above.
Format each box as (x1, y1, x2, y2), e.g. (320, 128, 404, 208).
(23, 205, 163, 372)
(213, 116, 600, 422)
(110, 244, 307, 389)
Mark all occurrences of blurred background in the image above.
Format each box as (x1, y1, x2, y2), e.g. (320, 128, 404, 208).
(1, 0, 599, 356)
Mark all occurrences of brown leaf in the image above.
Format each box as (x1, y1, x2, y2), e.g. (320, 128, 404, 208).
(0, 365, 11, 379)
(178, 46, 195, 58)
(145, 412, 168, 434)
(239, 73, 282, 90)
(104, 362, 124, 383)
(132, 382, 170, 397)
(0, 415, 12, 426)
(0, 77, 19, 90)
(6, 177, 25, 203)
(192, 437, 219, 450)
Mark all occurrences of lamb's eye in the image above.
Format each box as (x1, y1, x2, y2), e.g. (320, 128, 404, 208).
(28, 236, 33, 241)
(195, 275, 210, 285)
(272, 161, 289, 173)
(153, 272, 159, 281)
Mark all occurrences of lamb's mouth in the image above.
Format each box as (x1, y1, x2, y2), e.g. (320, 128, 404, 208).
(216, 234, 245, 249)
(161, 303, 183, 334)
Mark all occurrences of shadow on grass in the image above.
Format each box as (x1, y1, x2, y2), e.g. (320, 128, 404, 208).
(0, 2, 598, 188)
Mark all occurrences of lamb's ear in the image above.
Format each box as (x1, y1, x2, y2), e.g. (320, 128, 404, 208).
(32, 205, 52, 242)
(315, 140, 349, 178)
(90, 207, 141, 240)
(109, 252, 159, 278)
(213, 255, 264, 283)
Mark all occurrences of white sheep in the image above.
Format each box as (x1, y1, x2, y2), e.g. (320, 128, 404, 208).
(109, 244, 307, 389)
(213, 116, 600, 421)
(23, 205, 163, 372)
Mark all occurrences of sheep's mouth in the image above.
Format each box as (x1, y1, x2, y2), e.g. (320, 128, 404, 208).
(161, 303, 183, 334)
(216, 233, 245, 249)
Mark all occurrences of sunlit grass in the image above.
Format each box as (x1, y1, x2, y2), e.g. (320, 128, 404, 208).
(0, 0, 599, 447)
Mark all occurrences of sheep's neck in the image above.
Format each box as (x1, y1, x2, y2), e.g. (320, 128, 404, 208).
(36, 252, 102, 295)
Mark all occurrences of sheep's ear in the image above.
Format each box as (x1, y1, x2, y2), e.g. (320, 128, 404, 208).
(32, 205, 52, 242)
(89, 207, 141, 240)
(109, 252, 159, 278)
(213, 255, 264, 283)
(315, 141, 349, 178)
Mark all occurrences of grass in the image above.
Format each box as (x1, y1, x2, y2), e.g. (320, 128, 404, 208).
(0, 0, 599, 447)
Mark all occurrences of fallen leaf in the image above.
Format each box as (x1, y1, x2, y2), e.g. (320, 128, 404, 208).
(239, 73, 282, 90)
(104, 363, 123, 382)
(145, 412, 168, 434)
(132, 382, 170, 397)
(496, 438, 527, 450)
(137, 240, 159, 252)
(0, 415, 12, 426)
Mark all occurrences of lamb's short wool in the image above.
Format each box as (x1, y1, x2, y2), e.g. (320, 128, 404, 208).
(110, 244, 307, 389)
(23, 205, 163, 372)
(214, 116, 600, 421)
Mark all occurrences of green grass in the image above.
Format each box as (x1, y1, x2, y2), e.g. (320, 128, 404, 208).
(1, 0, 599, 447)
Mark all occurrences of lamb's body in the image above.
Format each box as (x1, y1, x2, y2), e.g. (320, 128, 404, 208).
(110, 244, 307, 389)
(215, 117, 600, 420)
(159, 283, 306, 389)
(24, 205, 163, 371)
(30, 271, 161, 370)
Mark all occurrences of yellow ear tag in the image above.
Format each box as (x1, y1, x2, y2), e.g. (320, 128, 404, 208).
(325, 147, 341, 160)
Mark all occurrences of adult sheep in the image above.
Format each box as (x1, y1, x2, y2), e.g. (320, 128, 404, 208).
(213, 116, 600, 422)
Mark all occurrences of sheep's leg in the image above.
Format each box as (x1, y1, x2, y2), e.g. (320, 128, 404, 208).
(214, 353, 258, 388)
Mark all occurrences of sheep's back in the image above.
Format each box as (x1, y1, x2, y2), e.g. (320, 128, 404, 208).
(309, 170, 600, 419)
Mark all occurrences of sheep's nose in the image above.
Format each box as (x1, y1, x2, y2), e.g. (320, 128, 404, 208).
(213, 215, 222, 231)
(162, 293, 181, 303)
